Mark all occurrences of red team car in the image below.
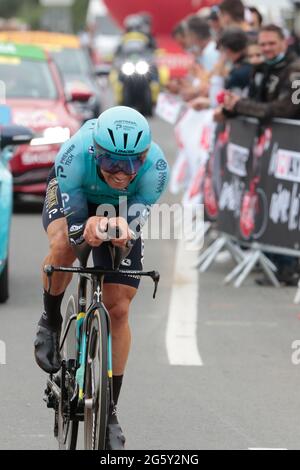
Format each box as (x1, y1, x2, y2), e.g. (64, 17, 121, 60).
(0, 42, 81, 195)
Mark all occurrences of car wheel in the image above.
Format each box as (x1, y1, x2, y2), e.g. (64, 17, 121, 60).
(0, 259, 9, 304)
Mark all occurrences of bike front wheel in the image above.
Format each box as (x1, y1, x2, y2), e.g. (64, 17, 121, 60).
(84, 308, 109, 450)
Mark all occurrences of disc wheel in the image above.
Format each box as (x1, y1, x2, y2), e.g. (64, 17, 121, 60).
(0, 259, 9, 304)
(84, 308, 109, 450)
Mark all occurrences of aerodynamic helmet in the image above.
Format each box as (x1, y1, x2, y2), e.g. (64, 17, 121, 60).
(93, 106, 152, 157)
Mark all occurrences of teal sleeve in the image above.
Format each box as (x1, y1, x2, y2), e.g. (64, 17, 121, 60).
(55, 130, 88, 244)
(127, 147, 170, 233)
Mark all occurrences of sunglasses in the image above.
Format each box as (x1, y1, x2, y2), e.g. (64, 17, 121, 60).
(95, 147, 146, 176)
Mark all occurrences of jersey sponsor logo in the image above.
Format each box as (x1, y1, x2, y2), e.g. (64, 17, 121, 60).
(88, 145, 95, 154)
(156, 171, 168, 193)
(70, 224, 84, 233)
(121, 258, 132, 267)
(70, 234, 85, 246)
(46, 183, 58, 210)
(60, 144, 75, 166)
(56, 165, 67, 179)
(61, 193, 70, 212)
(48, 177, 57, 188)
(156, 159, 167, 171)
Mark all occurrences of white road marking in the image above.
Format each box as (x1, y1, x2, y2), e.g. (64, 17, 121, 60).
(205, 321, 278, 328)
(166, 238, 203, 366)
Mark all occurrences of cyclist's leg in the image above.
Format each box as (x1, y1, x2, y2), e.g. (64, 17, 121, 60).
(102, 283, 137, 449)
(42, 218, 76, 295)
(41, 172, 76, 326)
(93, 237, 143, 448)
(93, 236, 143, 377)
(34, 172, 76, 373)
(102, 284, 137, 376)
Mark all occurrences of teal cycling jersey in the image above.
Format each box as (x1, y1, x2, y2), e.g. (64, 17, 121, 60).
(55, 119, 169, 242)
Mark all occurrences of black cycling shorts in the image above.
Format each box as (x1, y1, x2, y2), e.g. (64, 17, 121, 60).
(42, 168, 144, 289)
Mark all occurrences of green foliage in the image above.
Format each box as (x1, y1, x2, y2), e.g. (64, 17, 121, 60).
(0, 0, 89, 32)
(72, 0, 89, 33)
(18, 2, 44, 29)
(0, 0, 23, 18)
(0, 0, 40, 19)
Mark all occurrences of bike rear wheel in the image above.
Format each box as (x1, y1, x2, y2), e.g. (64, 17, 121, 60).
(57, 295, 79, 450)
(84, 308, 109, 450)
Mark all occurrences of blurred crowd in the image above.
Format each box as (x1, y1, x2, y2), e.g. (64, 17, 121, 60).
(167, 0, 300, 286)
(168, 0, 300, 124)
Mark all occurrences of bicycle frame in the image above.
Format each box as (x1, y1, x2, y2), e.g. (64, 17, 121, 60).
(60, 271, 113, 406)
(45, 264, 160, 413)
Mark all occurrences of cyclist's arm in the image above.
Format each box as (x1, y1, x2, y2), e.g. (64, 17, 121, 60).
(126, 148, 170, 237)
(55, 134, 88, 245)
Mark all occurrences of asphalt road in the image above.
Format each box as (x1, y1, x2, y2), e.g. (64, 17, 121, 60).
(1, 117, 300, 450)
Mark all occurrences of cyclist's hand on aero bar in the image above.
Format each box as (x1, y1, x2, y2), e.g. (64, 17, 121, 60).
(84, 216, 109, 247)
(108, 217, 133, 248)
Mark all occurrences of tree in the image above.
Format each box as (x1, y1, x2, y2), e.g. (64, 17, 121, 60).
(0, 0, 21, 18)
(72, 0, 89, 32)
(0, 0, 89, 32)
(0, 0, 40, 19)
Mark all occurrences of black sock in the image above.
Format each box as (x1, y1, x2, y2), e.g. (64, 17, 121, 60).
(39, 290, 64, 331)
(109, 375, 123, 424)
(113, 375, 123, 406)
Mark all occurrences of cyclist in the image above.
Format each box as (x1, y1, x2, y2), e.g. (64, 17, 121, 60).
(122, 14, 157, 51)
(34, 106, 169, 449)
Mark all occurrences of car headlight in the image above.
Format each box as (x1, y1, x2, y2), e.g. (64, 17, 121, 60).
(136, 61, 150, 75)
(121, 62, 136, 76)
(30, 127, 71, 146)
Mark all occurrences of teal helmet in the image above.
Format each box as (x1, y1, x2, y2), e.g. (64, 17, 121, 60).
(93, 106, 151, 157)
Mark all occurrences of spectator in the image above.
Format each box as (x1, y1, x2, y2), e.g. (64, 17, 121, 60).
(190, 28, 253, 112)
(172, 22, 189, 50)
(247, 6, 263, 31)
(207, 6, 222, 38)
(177, 16, 220, 101)
(187, 16, 220, 72)
(167, 21, 198, 95)
(223, 24, 300, 120)
(223, 24, 300, 285)
(217, 27, 252, 92)
(246, 37, 264, 65)
(193, 28, 252, 116)
(218, 0, 251, 31)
